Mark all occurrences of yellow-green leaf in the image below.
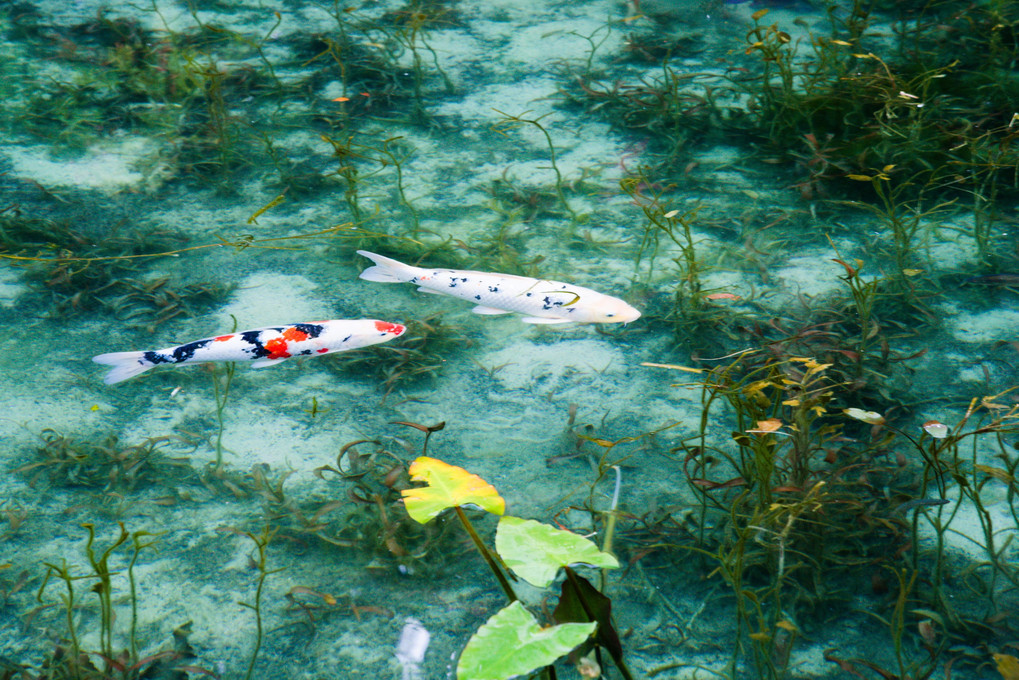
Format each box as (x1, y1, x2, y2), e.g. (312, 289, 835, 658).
(495, 516, 619, 588)
(457, 601, 595, 680)
(995, 653, 1019, 680)
(401, 457, 505, 524)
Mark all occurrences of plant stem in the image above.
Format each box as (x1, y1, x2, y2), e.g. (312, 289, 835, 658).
(211, 310, 236, 470)
(454, 506, 517, 603)
(239, 526, 280, 680)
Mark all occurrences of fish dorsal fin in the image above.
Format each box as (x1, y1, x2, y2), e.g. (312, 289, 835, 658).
(472, 305, 513, 315)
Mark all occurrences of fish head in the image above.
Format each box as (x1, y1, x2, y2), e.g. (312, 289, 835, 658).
(576, 295, 642, 324)
(374, 320, 407, 336)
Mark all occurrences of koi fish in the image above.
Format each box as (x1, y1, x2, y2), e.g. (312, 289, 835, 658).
(356, 250, 641, 325)
(93, 319, 406, 385)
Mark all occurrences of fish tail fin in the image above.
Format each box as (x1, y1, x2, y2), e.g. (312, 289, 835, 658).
(356, 250, 417, 283)
(92, 351, 153, 385)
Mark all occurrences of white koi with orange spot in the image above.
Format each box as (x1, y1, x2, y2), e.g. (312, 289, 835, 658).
(356, 250, 641, 325)
(93, 319, 406, 385)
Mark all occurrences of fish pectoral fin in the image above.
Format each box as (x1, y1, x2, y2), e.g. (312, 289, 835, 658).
(471, 305, 513, 315)
(250, 357, 288, 368)
(415, 286, 447, 296)
(520, 316, 574, 325)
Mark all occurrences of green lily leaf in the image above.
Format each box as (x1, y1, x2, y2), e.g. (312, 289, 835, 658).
(401, 456, 505, 524)
(495, 516, 619, 588)
(457, 600, 596, 680)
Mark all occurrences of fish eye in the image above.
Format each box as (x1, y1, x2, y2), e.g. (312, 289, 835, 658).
(606, 313, 615, 317)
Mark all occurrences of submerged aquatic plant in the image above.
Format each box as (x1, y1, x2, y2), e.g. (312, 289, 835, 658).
(328, 313, 471, 396)
(0, 213, 228, 324)
(16, 429, 195, 494)
(30, 523, 204, 680)
(491, 110, 583, 225)
(635, 336, 1019, 677)
(248, 424, 461, 574)
(640, 352, 911, 677)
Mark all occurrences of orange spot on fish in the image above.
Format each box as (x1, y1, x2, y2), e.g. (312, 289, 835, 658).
(333, 96, 350, 102)
(282, 327, 309, 342)
(316, 348, 329, 354)
(264, 337, 291, 360)
(374, 321, 405, 335)
(215, 334, 234, 341)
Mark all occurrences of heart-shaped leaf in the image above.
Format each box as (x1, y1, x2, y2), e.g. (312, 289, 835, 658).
(457, 600, 595, 680)
(401, 457, 505, 524)
(495, 516, 619, 588)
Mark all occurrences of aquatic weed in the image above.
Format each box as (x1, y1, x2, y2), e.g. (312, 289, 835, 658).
(0, 215, 230, 321)
(105, 276, 231, 332)
(305, 429, 462, 573)
(29, 523, 204, 680)
(16, 429, 195, 494)
(621, 167, 741, 348)
(328, 313, 471, 397)
(641, 353, 915, 677)
(491, 110, 583, 225)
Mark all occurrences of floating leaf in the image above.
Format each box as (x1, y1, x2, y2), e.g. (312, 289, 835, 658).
(457, 601, 595, 680)
(401, 457, 505, 524)
(495, 517, 618, 588)
(995, 654, 1019, 680)
(921, 420, 949, 439)
(843, 408, 885, 425)
(747, 417, 783, 434)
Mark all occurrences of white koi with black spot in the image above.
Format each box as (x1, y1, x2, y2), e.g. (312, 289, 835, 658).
(356, 250, 641, 325)
(93, 319, 406, 385)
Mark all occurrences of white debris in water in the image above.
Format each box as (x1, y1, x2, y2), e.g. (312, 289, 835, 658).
(395, 617, 430, 680)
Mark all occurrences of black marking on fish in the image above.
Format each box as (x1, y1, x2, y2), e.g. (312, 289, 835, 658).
(292, 323, 325, 338)
(165, 339, 214, 364)
(475, 295, 482, 300)
(143, 350, 172, 365)
(239, 329, 272, 359)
